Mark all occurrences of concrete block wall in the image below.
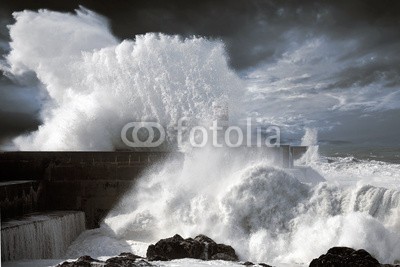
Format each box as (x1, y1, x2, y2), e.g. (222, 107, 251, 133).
(0, 151, 178, 228)
(0, 180, 44, 220)
(44, 152, 176, 228)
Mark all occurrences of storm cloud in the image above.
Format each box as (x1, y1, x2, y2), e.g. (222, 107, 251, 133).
(1, 0, 400, 147)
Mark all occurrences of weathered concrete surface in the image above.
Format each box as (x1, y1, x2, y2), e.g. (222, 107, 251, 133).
(0, 151, 173, 180)
(0, 180, 44, 220)
(0, 151, 176, 228)
(1, 211, 85, 261)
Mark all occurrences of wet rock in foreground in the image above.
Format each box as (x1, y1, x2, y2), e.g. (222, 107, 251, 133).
(146, 234, 239, 261)
(57, 252, 153, 267)
(309, 246, 398, 267)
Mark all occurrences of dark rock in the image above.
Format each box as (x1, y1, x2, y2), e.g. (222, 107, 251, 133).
(242, 261, 254, 265)
(327, 247, 355, 256)
(309, 246, 380, 267)
(57, 255, 101, 267)
(105, 252, 145, 266)
(105, 256, 136, 266)
(147, 255, 168, 261)
(180, 237, 204, 259)
(146, 234, 239, 261)
(147, 234, 191, 260)
(105, 258, 153, 267)
(258, 263, 273, 267)
(215, 243, 238, 261)
(76, 255, 101, 262)
(118, 252, 143, 259)
(194, 234, 217, 244)
(195, 234, 218, 258)
(57, 253, 154, 267)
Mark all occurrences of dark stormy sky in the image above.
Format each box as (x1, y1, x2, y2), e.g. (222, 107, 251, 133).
(1, 0, 400, 148)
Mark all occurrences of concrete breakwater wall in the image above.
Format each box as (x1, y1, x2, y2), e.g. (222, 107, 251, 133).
(1, 211, 85, 261)
(0, 180, 42, 220)
(0, 151, 176, 228)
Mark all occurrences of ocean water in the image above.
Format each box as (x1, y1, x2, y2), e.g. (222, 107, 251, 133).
(1, 7, 399, 267)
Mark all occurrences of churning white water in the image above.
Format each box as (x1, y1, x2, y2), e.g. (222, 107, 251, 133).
(93, 146, 399, 265)
(2, 7, 400, 267)
(1, 211, 85, 261)
(61, 144, 400, 265)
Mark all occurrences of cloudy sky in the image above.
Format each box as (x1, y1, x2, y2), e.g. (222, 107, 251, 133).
(1, 0, 400, 148)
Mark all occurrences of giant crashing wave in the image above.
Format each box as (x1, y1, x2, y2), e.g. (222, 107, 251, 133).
(2, 7, 242, 151)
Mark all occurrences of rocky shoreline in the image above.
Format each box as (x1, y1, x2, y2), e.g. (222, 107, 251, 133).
(57, 234, 400, 267)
